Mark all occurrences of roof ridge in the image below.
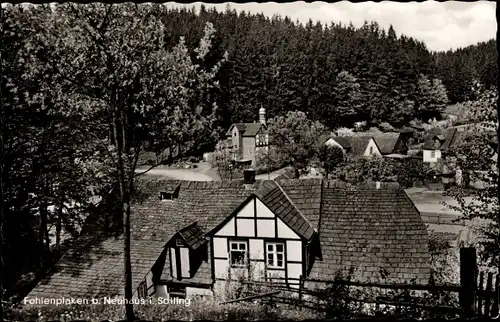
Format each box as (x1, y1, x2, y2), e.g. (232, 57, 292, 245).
(273, 179, 316, 233)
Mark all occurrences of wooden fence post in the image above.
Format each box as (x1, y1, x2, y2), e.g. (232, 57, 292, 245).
(484, 272, 493, 317)
(460, 247, 477, 318)
(492, 274, 499, 317)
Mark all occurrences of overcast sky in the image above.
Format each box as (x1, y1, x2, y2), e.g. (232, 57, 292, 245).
(165, 1, 496, 52)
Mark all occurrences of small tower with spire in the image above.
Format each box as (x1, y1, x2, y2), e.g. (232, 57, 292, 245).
(259, 107, 266, 126)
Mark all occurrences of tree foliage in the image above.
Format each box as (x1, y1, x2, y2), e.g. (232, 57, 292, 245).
(444, 85, 498, 267)
(318, 144, 345, 179)
(267, 111, 327, 177)
(2, 4, 225, 319)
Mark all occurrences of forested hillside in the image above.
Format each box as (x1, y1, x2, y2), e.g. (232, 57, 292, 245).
(157, 5, 497, 129)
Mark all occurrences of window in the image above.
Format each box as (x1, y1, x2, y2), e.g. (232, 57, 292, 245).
(431, 150, 436, 158)
(256, 135, 260, 146)
(159, 192, 172, 201)
(175, 239, 184, 247)
(266, 242, 285, 268)
(168, 284, 186, 299)
(137, 281, 147, 299)
(369, 146, 373, 155)
(229, 241, 248, 267)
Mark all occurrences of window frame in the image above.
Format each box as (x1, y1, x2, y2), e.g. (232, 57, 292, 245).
(265, 241, 285, 269)
(137, 281, 147, 299)
(168, 284, 187, 299)
(229, 240, 248, 268)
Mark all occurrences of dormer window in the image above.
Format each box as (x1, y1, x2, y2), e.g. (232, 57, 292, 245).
(160, 192, 173, 201)
(159, 184, 180, 201)
(167, 222, 207, 281)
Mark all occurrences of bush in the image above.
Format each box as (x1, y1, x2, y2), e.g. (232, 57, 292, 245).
(17, 299, 319, 322)
(379, 122, 396, 132)
(187, 156, 199, 163)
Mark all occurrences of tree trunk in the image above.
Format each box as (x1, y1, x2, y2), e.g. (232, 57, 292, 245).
(496, 3, 500, 283)
(0, 10, 5, 315)
(56, 197, 63, 250)
(39, 200, 48, 274)
(112, 90, 135, 321)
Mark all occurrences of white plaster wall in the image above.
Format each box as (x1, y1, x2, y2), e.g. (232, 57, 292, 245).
(287, 263, 302, 281)
(214, 258, 230, 279)
(256, 219, 275, 238)
(364, 138, 382, 157)
(249, 239, 264, 260)
(236, 200, 254, 217)
(266, 270, 285, 279)
(256, 198, 275, 217)
(423, 149, 441, 163)
(236, 218, 255, 237)
(170, 248, 177, 279)
(180, 247, 190, 278)
(286, 240, 302, 262)
(155, 285, 169, 298)
(230, 267, 249, 281)
(213, 237, 228, 258)
(250, 261, 265, 281)
(216, 218, 235, 236)
(186, 287, 213, 297)
(277, 218, 299, 239)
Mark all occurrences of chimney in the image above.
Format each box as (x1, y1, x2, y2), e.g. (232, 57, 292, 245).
(243, 168, 256, 184)
(259, 107, 266, 126)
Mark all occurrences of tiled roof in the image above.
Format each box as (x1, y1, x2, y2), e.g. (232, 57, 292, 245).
(273, 167, 296, 180)
(372, 133, 401, 155)
(177, 222, 206, 250)
(306, 183, 430, 288)
(341, 136, 372, 158)
(330, 136, 351, 149)
(226, 123, 267, 137)
(277, 178, 323, 230)
(423, 128, 447, 150)
(255, 181, 315, 240)
(27, 178, 430, 299)
(441, 128, 459, 151)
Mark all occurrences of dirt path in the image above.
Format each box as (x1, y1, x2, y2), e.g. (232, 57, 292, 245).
(135, 162, 220, 181)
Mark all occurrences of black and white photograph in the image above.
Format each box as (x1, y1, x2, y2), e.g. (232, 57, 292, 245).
(0, 1, 498, 321)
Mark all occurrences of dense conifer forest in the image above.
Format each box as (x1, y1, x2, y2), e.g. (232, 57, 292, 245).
(159, 5, 497, 130)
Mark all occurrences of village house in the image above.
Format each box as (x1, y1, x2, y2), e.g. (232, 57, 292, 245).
(372, 132, 410, 157)
(422, 123, 497, 188)
(225, 108, 269, 167)
(320, 135, 381, 159)
(320, 132, 410, 160)
(25, 173, 431, 301)
(422, 128, 448, 166)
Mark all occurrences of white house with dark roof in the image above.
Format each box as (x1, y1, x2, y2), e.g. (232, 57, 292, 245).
(319, 135, 382, 159)
(225, 108, 269, 166)
(25, 174, 431, 302)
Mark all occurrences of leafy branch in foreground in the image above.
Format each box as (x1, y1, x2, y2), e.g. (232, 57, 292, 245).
(22, 3, 226, 320)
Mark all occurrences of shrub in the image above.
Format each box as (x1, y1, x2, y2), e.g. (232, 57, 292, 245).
(379, 122, 396, 132)
(187, 156, 198, 163)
